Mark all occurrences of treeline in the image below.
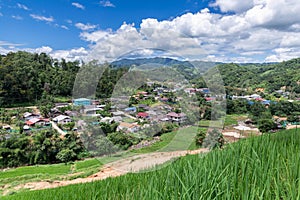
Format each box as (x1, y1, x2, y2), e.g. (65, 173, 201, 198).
(216, 59, 300, 94)
(0, 51, 129, 106)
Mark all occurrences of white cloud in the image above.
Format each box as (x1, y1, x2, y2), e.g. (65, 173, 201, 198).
(30, 14, 54, 22)
(2, 1, 300, 63)
(0, 12, 3, 17)
(0, 41, 23, 47)
(75, 22, 97, 31)
(35, 46, 53, 54)
(17, 3, 30, 11)
(12, 15, 23, 20)
(211, 0, 253, 13)
(49, 47, 88, 61)
(61, 25, 69, 30)
(99, 0, 115, 7)
(72, 2, 85, 10)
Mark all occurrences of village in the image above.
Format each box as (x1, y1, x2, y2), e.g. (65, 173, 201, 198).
(1, 81, 300, 148)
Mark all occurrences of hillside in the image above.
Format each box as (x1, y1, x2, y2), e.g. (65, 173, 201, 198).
(4, 129, 300, 199)
(216, 58, 300, 93)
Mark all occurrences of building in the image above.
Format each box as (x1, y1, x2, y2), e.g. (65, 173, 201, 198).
(137, 112, 149, 119)
(166, 112, 187, 123)
(23, 112, 40, 121)
(73, 98, 92, 106)
(124, 107, 137, 113)
(117, 122, 140, 133)
(25, 118, 50, 126)
(53, 115, 72, 124)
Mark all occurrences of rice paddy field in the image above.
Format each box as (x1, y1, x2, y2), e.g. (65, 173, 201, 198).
(4, 128, 300, 199)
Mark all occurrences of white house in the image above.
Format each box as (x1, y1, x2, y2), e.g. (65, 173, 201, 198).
(117, 122, 140, 133)
(53, 115, 72, 124)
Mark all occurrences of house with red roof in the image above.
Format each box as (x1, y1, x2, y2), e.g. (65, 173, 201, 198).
(137, 112, 149, 119)
(26, 118, 50, 126)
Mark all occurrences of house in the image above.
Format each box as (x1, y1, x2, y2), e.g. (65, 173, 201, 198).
(137, 91, 148, 96)
(250, 94, 261, 99)
(25, 118, 50, 126)
(137, 112, 149, 119)
(166, 112, 187, 123)
(124, 107, 137, 113)
(2, 125, 11, 130)
(64, 110, 79, 117)
(23, 112, 40, 121)
(117, 122, 140, 133)
(111, 111, 124, 116)
(53, 115, 72, 124)
(184, 88, 196, 95)
(73, 98, 92, 106)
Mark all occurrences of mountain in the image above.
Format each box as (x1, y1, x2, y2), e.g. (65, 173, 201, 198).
(111, 57, 220, 79)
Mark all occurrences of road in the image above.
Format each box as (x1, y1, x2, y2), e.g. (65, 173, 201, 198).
(50, 121, 66, 135)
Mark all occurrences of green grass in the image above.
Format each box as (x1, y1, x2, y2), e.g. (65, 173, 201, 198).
(4, 129, 300, 199)
(224, 114, 247, 127)
(131, 126, 204, 154)
(0, 164, 71, 180)
(0, 158, 102, 195)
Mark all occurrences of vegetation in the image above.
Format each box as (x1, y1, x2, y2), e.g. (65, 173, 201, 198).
(4, 129, 300, 199)
(0, 130, 86, 168)
(0, 158, 102, 195)
(216, 58, 300, 94)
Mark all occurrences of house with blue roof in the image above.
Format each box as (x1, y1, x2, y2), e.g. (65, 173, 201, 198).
(73, 98, 92, 106)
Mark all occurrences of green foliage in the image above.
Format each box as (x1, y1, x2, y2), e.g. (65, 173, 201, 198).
(194, 129, 206, 146)
(0, 130, 86, 168)
(107, 132, 139, 150)
(258, 119, 277, 133)
(202, 129, 224, 150)
(56, 149, 77, 164)
(216, 58, 300, 94)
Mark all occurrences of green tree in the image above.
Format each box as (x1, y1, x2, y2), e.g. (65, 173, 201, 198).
(258, 119, 277, 133)
(195, 129, 206, 146)
(203, 129, 224, 150)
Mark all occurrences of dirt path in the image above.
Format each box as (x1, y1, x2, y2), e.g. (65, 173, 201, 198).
(13, 148, 209, 192)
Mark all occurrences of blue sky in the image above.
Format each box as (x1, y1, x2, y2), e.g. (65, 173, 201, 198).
(1, 0, 300, 63)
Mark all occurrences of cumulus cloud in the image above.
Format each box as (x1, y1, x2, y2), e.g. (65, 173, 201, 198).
(72, 2, 85, 10)
(35, 46, 53, 54)
(2, 1, 300, 63)
(75, 22, 97, 31)
(72, 0, 300, 63)
(99, 0, 115, 7)
(211, 0, 253, 13)
(30, 14, 54, 22)
(49, 47, 88, 61)
(17, 3, 30, 11)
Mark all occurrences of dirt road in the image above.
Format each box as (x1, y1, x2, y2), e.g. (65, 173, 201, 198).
(13, 148, 209, 192)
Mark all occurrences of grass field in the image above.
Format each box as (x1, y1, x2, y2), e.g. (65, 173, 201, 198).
(97, 126, 205, 164)
(0, 158, 102, 195)
(4, 129, 300, 199)
(131, 126, 205, 154)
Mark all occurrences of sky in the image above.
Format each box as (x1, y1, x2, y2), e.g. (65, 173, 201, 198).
(0, 0, 300, 63)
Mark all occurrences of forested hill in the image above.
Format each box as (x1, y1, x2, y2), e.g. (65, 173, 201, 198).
(216, 58, 300, 93)
(0, 51, 80, 106)
(0, 51, 128, 106)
